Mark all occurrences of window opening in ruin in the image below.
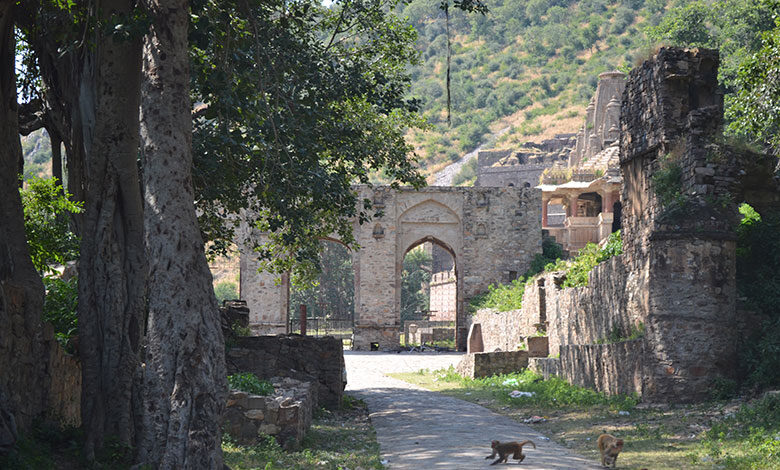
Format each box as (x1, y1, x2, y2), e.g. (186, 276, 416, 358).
(288, 239, 354, 346)
(575, 192, 603, 217)
(401, 239, 457, 350)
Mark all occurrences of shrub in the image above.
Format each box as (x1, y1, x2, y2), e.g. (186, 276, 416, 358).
(43, 276, 78, 352)
(214, 280, 239, 305)
(20, 177, 83, 274)
(227, 373, 274, 396)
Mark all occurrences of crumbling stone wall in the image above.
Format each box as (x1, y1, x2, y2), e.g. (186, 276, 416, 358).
(479, 48, 778, 403)
(456, 351, 529, 379)
(226, 335, 344, 409)
(224, 377, 315, 450)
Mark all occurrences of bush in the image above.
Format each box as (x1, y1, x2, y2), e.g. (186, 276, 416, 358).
(21, 177, 83, 273)
(214, 280, 239, 305)
(43, 276, 78, 352)
(227, 373, 274, 396)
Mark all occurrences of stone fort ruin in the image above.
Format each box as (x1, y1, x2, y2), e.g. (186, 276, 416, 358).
(468, 47, 780, 402)
(239, 186, 541, 350)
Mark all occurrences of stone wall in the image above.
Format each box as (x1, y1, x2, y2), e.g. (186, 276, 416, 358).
(46, 329, 80, 427)
(224, 377, 315, 450)
(477, 48, 779, 403)
(467, 309, 526, 353)
(476, 135, 575, 188)
(456, 351, 529, 379)
(226, 335, 344, 409)
(559, 340, 646, 397)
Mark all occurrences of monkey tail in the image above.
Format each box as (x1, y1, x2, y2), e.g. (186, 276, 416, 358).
(518, 440, 536, 449)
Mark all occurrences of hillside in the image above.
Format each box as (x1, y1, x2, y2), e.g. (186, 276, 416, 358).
(401, 0, 672, 184)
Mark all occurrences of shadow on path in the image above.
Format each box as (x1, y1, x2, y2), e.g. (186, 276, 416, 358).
(345, 352, 602, 469)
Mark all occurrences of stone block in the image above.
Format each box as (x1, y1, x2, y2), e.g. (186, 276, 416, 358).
(456, 351, 529, 379)
(467, 323, 484, 353)
(526, 336, 549, 357)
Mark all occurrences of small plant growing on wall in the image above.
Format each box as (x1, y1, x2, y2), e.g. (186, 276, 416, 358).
(227, 373, 274, 396)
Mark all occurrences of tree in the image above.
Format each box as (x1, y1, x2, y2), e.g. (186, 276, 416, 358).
(190, 0, 427, 282)
(727, 17, 780, 155)
(401, 245, 432, 321)
(0, 0, 48, 439)
(73, 0, 148, 460)
(20, 176, 82, 274)
(136, 0, 226, 465)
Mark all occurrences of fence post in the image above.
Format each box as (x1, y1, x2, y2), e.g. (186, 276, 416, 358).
(300, 304, 307, 336)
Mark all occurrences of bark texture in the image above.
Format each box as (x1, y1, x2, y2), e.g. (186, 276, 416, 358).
(76, 0, 146, 460)
(137, 0, 227, 467)
(0, 0, 48, 437)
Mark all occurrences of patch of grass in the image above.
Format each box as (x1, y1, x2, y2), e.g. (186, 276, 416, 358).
(696, 393, 780, 469)
(223, 394, 383, 470)
(392, 367, 637, 411)
(227, 373, 274, 396)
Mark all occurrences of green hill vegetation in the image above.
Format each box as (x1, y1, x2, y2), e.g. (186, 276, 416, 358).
(403, 0, 673, 183)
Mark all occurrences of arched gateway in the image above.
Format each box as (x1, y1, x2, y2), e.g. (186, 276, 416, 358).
(239, 185, 541, 350)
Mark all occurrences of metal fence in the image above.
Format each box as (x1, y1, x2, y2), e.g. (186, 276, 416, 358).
(288, 317, 353, 340)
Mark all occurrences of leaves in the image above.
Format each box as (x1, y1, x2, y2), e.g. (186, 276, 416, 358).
(190, 0, 425, 281)
(20, 176, 82, 274)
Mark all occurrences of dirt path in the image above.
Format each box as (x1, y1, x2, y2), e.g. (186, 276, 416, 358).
(344, 351, 603, 469)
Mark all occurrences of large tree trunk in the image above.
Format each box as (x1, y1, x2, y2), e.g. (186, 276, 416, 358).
(76, 0, 146, 461)
(0, 0, 48, 438)
(136, 0, 227, 467)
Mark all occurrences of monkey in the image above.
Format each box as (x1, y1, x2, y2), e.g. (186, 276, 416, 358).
(597, 433, 624, 468)
(485, 439, 536, 465)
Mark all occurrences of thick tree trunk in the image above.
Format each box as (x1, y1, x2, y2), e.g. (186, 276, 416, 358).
(51, 134, 62, 185)
(0, 0, 48, 436)
(76, 0, 146, 461)
(136, 0, 227, 467)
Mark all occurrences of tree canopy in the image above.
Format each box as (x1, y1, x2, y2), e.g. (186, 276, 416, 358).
(190, 0, 427, 282)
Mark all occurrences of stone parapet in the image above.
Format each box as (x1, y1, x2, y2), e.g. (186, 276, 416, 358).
(456, 351, 529, 379)
(223, 377, 315, 450)
(226, 335, 344, 408)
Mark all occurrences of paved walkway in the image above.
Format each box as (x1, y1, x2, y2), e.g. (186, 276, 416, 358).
(344, 351, 602, 470)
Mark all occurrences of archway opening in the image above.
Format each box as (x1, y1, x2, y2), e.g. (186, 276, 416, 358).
(400, 239, 457, 350)
(288, 239, 354, 346)
(575, 192, 603, 217)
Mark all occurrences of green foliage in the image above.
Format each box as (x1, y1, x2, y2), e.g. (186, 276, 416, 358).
(290, 241, 354, 320)
(735, 205, 780, 388)
(0, 421, 133, 470)
(214, 281, 238, 305)
(700, 393, 780, 469)
(556, 230, 623, 288)
(651, 154, 684, 208)
(42, 276, 78, 352)
(433, 367, 639, 410)
(452, 157, 478, 186)
(20, 177, 83, 274)
(727, 15, 780, 155)
(596, 322, 645, 344)
(405, 0, 673, 173)
(227, 373, 274, 396)
(649, 0, 779, 148)
(470, 232, 622, 312)
(401, 246, 432, 320)
(190, 0, 426, 282)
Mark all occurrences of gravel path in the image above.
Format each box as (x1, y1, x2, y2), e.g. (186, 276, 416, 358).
(344, 351, 602, 469)
(432, 127, 510, 186)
